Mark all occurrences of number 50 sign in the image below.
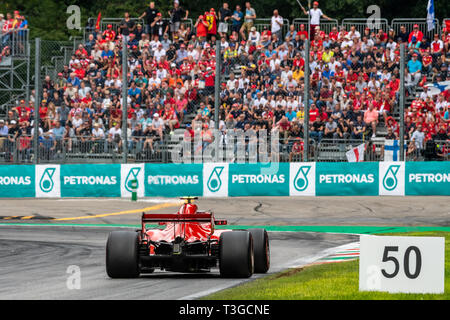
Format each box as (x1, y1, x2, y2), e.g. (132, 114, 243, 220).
(359, 235, 445, 294)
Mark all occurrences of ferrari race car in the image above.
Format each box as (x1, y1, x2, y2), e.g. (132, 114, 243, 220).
(106, 197, 270, 278)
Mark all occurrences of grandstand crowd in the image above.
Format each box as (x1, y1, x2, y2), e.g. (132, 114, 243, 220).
(0, 10, 28, 60)
(0, 1, 449, 161)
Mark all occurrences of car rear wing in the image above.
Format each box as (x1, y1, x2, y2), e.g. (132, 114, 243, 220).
(140, 212, 227, 238)
(142, 213, 213, 223)
(141, 212, 227, 225)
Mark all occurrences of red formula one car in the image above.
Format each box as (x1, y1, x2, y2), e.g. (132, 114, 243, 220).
(106, 197, 270, 278)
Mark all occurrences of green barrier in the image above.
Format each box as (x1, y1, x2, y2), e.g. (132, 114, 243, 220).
(316, 162, 379, 196)
(0, 162, 448, 198)
(228, 163, 289, 197)
(405, 162, 450, 196)
(0, 165, 35, 198)
(60, 164, 121, 197)
(145, 163, 203, 197)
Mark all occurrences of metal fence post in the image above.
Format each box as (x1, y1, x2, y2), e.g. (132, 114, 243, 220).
(34, 38, 40, 165)
(399, 43, 405, 162)
(214, 39, 221, 163)
(26, 43, 31, 104)
(303, 0, 311, 162)
(122, 37, 128, 164)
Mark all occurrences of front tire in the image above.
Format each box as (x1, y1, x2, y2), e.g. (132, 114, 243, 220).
(219, 231, 254, 278)
(106, 231, 140, 278)
(249, 229, 270, 273)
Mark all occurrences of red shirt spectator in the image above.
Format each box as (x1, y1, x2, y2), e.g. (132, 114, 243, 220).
(195, 15, 208, 38)
(408, 25, 424, 43)
(293, 55, 305, 70)
(204, 70, 215, 87)
(389, 77, 400, 93)
(309, 106, 319, 122)
(205, 9, 217, 35)
(298, 25, 308, 39)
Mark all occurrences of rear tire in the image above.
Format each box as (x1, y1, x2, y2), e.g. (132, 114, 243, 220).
(106, 231, 140, 278)
(249, 229, 270, 273)
(219, 231, 254, 278)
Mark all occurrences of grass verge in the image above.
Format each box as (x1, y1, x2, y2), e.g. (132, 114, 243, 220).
(204, 231, 449, 300)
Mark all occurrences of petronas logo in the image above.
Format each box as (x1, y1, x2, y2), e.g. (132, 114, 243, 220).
(125, 167, 141, 192)
(293, 166, 311, 192)
(39, 168, 55, 193)
(207, 167, 224, 193)
(383, 165, 400, 191)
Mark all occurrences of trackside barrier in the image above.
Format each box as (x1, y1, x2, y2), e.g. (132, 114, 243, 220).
(0, 162, 448, 198)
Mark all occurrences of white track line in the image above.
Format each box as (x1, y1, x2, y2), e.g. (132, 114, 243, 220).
(179, 241, 360, 300)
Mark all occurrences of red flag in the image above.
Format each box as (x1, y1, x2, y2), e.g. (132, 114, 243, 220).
(95, 12, 102, 30)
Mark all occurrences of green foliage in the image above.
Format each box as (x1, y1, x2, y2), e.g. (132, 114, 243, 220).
(0, 0, 449, 40)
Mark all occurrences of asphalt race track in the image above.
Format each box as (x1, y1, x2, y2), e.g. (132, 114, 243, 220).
(0, 197, 448, 300)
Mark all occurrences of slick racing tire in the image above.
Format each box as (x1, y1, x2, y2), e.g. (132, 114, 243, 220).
(249, 229, 270, 273)
(219, 231, 254, 278)
(106, 231, 140, 278)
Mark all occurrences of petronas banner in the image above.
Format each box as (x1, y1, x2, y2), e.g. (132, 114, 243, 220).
(316, 162, 379, 196)
(145, 163, 203, 197)
(405, 162, 450, 196)
(228, 163, 289, 197)
(0, 165, 35, 197)
(60, 164, 121, 197)
(0, 162, 448, 198)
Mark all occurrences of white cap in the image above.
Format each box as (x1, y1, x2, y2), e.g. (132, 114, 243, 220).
(153, 113, 159, 117)
(10, 120, 17, 124)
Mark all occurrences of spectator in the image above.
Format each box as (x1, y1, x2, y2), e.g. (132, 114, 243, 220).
(271, 10, 283, 41)
(309, 116, 323, 142)
(2, 13, 13, 47)
(107, 122, 123, 152)
(0, 119, 8, 152)
(410, 124, 425, 157)
(139, 1, 159, 36)
(407, 53, 422, 87)
(205, 8, 218, 40)
(240, 2, 256, 41)
(194, 15, 209, 42)
(231, 5, 244, 39)
(0, 14, 4, 34)
(364, 103, 379, 138)
(168, 0, 189, 38)
(39, 131, 56, 160)
(119, 12, 136, 42)
(408, 24, 423, 45)
(218, 2, 232, 38)
(324, 117, 337, 139)
(352, 115, 366, 140)
(301, 1, 333, 39)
